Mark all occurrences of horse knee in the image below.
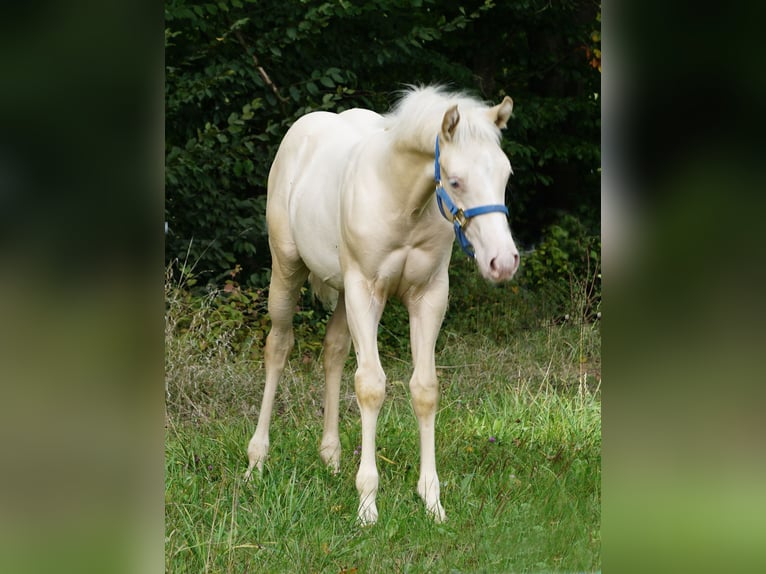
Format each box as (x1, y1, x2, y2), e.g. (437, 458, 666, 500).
(354, 366, 386, 409)
(409, 375, 439, 413)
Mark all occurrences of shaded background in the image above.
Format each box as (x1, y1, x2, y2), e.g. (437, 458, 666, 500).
(163, 0, 601, 287)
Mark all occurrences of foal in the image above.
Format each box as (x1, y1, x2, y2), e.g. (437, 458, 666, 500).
(245, 86, 519, 525)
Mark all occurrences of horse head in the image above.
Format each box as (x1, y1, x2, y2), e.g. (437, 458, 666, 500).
(435, 97, 520, 282)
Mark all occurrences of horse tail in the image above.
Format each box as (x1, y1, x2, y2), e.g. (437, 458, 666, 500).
(308, 272, 339, 311)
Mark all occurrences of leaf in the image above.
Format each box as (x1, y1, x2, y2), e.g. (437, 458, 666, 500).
(328, 68, 344, 83)
(230, 17, 249, 31)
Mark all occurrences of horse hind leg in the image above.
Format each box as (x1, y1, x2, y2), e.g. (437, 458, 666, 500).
(245, 256, 308, 480)
(319, 294, 351, 473)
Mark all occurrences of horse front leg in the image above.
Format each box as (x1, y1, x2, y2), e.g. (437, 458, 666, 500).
(343, 273, 386, 525)
(405, 274, 449, 522)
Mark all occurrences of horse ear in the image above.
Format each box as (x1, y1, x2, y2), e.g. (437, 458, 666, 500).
(441, 105, 460, 142)
(489, 96, 514, 129)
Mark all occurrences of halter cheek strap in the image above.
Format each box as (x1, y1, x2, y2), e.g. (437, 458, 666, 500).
(433, 136, 509, 258)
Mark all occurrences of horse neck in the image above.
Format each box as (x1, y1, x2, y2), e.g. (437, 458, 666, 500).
(378, 137, 434, 216)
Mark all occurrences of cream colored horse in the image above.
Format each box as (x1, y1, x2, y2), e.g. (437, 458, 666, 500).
(245, 86, 520, 525)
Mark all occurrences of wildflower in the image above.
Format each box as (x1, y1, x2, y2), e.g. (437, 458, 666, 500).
(488, 436, 496, 443)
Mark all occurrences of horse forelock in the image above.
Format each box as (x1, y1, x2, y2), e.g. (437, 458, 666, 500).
(385, 85, 501, 150)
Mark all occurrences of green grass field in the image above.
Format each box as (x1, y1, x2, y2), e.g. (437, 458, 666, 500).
(165, 278, 601, 573)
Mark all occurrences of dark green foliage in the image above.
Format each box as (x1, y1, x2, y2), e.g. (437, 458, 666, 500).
(517, 213, 601, 320)
(165, 0, 600, 293)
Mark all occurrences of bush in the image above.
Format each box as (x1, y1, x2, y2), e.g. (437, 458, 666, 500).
(165, 263, 270, 360)
(165, 261, 333, 367)
(517, 214, 601, 321)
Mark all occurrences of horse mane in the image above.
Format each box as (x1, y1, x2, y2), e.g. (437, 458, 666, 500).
(384, 85, 502, 152)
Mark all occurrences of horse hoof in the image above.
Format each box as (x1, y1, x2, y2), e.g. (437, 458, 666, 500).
(429, 505, 447, 523)
(243, 458, 265, 482)
(357, 502, 378, 526)
(319, 444, 341, 474)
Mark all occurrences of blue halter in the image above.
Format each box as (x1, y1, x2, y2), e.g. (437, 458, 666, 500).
(433, 136, 509, 258)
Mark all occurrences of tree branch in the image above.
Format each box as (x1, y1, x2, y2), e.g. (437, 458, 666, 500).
(232, 28, 289, 111)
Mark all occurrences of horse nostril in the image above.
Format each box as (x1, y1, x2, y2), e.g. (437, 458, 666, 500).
(513, 252, 520, 270)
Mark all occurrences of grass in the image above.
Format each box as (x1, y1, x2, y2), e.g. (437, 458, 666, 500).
(165, 272, 601, 573)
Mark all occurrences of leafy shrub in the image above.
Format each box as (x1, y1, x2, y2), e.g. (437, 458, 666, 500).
(165, 261, 334, 367)
(444, 243, 539, 341)
(517, 214, 601, 321)
(165, 263, 270, 359)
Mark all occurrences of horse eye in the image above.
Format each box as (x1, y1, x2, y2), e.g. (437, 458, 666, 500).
(448, 178, 460, 189)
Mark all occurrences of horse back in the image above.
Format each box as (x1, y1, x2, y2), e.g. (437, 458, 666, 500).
(266, 109, 383, 289)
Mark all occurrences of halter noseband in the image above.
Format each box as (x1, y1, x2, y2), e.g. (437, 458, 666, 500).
(434, 135, 509, 258)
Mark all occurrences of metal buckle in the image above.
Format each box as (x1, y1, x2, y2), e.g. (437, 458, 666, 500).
(454, 209, 467, 228)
